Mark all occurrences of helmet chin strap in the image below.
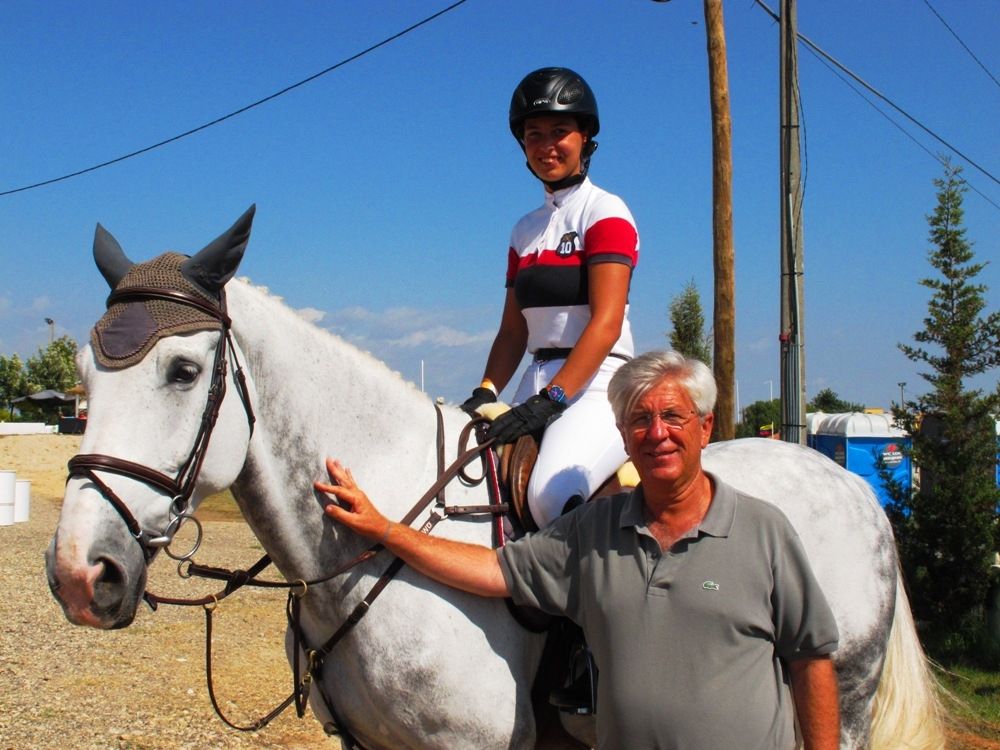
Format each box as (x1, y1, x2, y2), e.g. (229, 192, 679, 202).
(529, 140, 599, 192)
(533, 168, 587, 192)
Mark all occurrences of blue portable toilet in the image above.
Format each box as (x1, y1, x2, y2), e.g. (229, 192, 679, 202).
(807, 412, 912, 507)
(995, 418, 999, 489)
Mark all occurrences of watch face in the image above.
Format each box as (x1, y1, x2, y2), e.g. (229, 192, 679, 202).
(546, 385, 566, 404)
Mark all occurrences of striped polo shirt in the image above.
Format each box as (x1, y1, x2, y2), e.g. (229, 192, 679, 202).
(506, 178, 639, 358)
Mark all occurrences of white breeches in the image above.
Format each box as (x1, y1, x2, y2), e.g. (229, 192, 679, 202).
(512, 356, 628, 528)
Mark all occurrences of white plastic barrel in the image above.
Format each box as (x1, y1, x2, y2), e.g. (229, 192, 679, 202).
(14, 479, 30, 523)
(0, 470, 15, 526)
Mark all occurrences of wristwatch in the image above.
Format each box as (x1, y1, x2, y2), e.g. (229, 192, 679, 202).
(540, 384, 567, 404)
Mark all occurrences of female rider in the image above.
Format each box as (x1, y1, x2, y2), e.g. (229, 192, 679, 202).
(462, 67, 640, 529)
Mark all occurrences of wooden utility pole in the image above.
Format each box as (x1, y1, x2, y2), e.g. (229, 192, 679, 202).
(779, 0, 806, 444)
(704, 0, 736, 440)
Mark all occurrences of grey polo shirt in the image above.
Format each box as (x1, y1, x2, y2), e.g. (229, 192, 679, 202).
(497, 474, 839, 750)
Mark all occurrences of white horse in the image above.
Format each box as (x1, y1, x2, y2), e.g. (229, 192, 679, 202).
(46, 208, 942, 749)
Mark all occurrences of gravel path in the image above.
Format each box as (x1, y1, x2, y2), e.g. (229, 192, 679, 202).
(0, 435, 336, 750)
(5, 434, 999, 750)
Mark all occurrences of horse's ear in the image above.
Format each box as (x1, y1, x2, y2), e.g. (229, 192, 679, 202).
(93, 223, 135, 290)
(180, 204, 256, 293)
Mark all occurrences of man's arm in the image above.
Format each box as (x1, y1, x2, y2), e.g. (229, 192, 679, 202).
(315, 459, 510, 598)
(789, 655, 840, 750)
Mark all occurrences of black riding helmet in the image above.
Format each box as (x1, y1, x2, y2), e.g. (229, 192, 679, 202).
(509, 67, 600, 189)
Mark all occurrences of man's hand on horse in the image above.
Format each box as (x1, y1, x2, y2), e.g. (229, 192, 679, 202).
(315, 459, 390, 541)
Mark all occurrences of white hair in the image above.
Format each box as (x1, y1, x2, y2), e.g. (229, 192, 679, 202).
(607, 350, 717, 425)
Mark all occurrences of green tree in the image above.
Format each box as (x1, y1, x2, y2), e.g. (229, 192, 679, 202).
(888, 161, 1000, 652)
(808, 388, 864, 413)
(736, 399, 781, 439)
(668, 279, 712, 365)
(25, 335, 78, 393)
(0, 354, 28, 419)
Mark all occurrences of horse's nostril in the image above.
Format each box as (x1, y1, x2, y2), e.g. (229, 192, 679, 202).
(92, 557, 125, 610)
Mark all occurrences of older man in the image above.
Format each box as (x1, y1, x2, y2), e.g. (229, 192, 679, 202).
(316, 350, 840, 749)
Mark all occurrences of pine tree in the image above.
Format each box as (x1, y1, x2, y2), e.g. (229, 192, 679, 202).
(668, 279, 712, 366)
(890, 161, 1000, 648)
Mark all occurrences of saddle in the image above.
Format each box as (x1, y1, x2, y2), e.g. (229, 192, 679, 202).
(474, 399, 638, 538)
(498, 433, 639, 534)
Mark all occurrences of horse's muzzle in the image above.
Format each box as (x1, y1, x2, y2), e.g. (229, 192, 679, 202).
(45, 533, 144, 629)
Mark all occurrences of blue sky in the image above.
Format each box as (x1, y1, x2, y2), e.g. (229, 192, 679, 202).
(2, 0, 998, 414)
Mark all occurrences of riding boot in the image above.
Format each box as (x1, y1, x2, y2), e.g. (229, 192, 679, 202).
(547, 498, 596, 714)
(548, 621, 598, 715)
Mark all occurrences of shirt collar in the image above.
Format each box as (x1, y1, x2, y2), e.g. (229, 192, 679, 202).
(620, 486, 647, 529)
(620, 472, 737, 539)
(544, 177, 589, 209)
(699, 472, 736, 538)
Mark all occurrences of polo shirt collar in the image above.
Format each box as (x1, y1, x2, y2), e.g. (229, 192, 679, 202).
(544, 177, 589, 209)
(620, 486, 648, 529)
(699, 473, 736, 538)
(620, 473, 737, 539)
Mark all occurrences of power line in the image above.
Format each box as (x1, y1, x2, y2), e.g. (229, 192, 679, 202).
(0, 0, 469, 198)
(922, 0, 1000, 91)
(753, 0, 1000, 193)
(802, 37, 1000, 212)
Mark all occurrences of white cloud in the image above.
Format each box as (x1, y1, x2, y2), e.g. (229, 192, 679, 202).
(329, 306, 451, 329)
(386, 325, 493, 349)
(295, 307, 326, 324)
(324, 305, 493, 349)
(317, 304, 497, 401)
(329, 305, 376, 322)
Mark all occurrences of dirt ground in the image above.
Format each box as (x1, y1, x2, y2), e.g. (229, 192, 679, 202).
(0, 434, 335, 750)
(2, 433, 997, 750)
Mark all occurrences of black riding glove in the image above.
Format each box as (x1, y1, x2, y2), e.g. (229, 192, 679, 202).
(486, 393, 567, 445)
(460, 386, 497, 416)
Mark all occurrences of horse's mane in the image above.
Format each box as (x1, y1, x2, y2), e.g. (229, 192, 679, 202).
(230, 275, 428, 402)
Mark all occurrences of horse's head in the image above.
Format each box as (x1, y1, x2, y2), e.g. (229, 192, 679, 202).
(46, 206, 258, 629)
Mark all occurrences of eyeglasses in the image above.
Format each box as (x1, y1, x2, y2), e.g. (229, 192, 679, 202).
(625, 409, 698, 435)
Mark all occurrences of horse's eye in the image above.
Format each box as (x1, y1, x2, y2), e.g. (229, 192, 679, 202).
(167, 361, 200, 385)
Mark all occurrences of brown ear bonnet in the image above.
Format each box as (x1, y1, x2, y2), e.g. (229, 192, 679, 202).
(89, 205, 254, 370)
(91, 252, 223, 370)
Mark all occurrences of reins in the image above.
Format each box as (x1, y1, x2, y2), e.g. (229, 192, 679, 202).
(144, 413, 503, 744)
(146, 415, 495, 611)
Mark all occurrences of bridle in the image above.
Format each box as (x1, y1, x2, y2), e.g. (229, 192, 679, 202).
(65, 282, 508, 749)
(67, 285, 256, 563)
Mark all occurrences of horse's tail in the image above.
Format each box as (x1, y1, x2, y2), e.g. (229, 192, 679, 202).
(869, 570, 945, 750)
